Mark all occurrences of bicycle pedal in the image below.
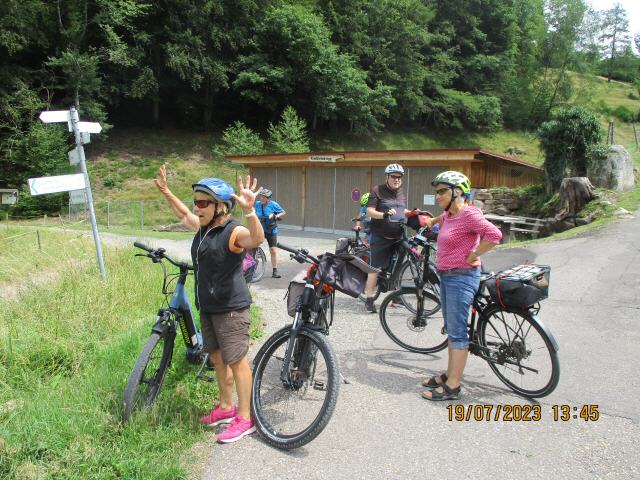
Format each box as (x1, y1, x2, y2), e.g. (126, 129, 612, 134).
(313, 380, 326, 391)
(197, 374, 215, 383)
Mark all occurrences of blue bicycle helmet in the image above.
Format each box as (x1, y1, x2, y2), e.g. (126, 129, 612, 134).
(192, 178, 235, 210)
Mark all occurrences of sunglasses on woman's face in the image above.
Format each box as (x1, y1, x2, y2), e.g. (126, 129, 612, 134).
(435, 187, 450, 196)
(389, 175, 403, 180)
(193, 199, 215, 208)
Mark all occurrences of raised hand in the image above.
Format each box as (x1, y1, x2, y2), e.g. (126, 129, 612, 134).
(154, 164, 169, 193)
(232, 175, 261, 212)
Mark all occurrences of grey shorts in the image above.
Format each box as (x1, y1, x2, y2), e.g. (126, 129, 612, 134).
(200, 308, 250, 364)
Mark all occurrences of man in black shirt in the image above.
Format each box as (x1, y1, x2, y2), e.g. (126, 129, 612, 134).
(364, 163, 411, 313)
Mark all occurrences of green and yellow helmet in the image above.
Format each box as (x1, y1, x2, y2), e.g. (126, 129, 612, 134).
(431, 170, 471, 194)
(360, 192, 370, 207)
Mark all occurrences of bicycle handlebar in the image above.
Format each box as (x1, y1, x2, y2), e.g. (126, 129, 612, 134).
(276, 242, 320, 265)
(134, 242, 193, 270)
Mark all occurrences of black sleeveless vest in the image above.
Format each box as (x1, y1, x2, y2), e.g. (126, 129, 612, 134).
(190, 218, 252, 313)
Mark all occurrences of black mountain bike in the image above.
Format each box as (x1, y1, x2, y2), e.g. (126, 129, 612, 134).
(122, 242, 212, 422)
(357, 214, 439, 302)
(381, 252, 560, 397)
(251, 243, 375, 450)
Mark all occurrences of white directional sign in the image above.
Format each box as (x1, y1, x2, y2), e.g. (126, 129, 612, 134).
(28, 173, 86, 196)
(39, 110, 70, 123)
(77, 122, 102, 134)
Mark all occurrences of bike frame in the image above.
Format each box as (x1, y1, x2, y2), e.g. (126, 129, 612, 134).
(466, 283, 560, 371)
(276, 244, 334, 387)
(134, 242, 204, 365)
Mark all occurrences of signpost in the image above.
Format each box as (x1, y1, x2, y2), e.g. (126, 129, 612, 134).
(35, 107, 107, 280)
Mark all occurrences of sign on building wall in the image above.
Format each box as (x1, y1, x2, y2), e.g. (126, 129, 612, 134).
(423, 194, 435, 205)
(308, 155, 343, 163)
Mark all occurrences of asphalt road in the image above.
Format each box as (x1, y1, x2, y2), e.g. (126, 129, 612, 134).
(111, 222, 639, 479)
(191, 216, 640, 480)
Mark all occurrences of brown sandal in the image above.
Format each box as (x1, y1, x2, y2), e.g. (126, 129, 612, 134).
(421, 373, 447, 389)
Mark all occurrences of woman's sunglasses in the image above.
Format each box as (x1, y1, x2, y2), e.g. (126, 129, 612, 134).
(435, 187, 450, 196)
(388, 175, 403, 180)
(193, 199, 215, 208)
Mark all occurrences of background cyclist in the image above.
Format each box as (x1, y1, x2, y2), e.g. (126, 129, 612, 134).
(363, 164, 412, 313)
(353, 192, 371, 246)
(420, 170, 502, 401)
(256, 188, 286, 278)
(154, 165, 264, 443)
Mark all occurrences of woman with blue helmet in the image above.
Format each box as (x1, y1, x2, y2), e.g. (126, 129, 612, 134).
(155, 165, 264, 443)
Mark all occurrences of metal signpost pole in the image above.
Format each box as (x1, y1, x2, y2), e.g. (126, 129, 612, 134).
(69, 107, 107, 280)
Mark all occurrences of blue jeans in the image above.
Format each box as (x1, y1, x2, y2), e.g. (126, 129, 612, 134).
(440, 269, 480, 350)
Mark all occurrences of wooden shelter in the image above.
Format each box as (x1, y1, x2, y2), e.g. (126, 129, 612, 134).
(228, 148, 542, 234)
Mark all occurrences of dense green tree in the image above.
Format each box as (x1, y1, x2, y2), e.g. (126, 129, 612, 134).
(598, 3, 632, 82)
(233, 4, 394, 133)
(537, 106, 602, 194)
(268, 106, 310, 153)
(214, 120, 264, 159)
(530, 0, 586, 124)
(318, 0, 432, 123)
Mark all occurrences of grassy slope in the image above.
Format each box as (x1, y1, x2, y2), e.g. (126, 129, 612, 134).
(0, 227, 262, 478)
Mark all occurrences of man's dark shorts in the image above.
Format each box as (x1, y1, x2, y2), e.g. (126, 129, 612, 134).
(369, 236, 401, 270)
(200, 308, 250, 364)
(265, 233, 278, 248)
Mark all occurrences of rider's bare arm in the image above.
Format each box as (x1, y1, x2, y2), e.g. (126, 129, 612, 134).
(155, 165, 200, 231)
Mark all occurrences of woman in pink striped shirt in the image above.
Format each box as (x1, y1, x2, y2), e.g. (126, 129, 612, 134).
(421, 171, 502, 401)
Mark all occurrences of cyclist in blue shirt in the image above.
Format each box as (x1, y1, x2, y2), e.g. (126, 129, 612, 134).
(256, 189, 286, 278)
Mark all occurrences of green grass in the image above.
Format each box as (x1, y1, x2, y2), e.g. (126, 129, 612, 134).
(0, 227, 92, 284)
(0, 227, 262, 479)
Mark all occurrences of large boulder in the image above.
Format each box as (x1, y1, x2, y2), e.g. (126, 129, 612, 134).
(588, 145, 635, 191)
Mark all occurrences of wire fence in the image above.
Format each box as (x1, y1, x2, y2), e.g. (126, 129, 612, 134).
(1, 198, 195, 231)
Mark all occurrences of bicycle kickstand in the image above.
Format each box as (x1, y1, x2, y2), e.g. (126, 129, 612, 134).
(196, 354, 215, 383)
(340, 372, 350, 385)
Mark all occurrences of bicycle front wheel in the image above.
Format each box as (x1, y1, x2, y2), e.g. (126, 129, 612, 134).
(122, 331, 175, 422)
(478, 307, 559, 398)
(251, 247, 267, 282)
(251, 326, 340, 450)
(379, 287, 447, 354)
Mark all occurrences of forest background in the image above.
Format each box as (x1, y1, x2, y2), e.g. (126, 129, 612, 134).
(1, 0, 640, 217)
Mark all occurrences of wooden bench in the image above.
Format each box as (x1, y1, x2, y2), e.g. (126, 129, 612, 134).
(484, 214, 544, 242)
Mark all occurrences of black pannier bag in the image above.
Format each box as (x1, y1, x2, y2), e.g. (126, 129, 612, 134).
(285, 270, 307, 317)
(315, 253, 379, 298)
(485, 264, 550, 309)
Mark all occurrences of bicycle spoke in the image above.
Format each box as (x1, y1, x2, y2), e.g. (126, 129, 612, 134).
(380, 289, 446, 354)
(255, 334, 332, 438)
(479, 309, 558, 397)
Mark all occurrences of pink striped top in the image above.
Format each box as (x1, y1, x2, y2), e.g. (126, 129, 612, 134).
(435, 206, 502, 271)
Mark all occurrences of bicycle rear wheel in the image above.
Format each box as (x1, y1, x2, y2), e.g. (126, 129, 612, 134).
(379, 287, 447, 354)
(251, 325, 340, 450)
(478, 306, 559, 397)
(122, 331, 175, 422)
(251, 247, 267, 282)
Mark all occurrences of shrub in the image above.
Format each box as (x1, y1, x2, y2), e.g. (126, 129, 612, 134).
(267, 106, 310, 153)
(537, 107, 603, 194)
(213, 121, 264, 160)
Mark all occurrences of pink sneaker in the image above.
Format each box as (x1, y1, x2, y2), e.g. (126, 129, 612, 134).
(199, 404, 237, 428)
(216, 415, 256, 443)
